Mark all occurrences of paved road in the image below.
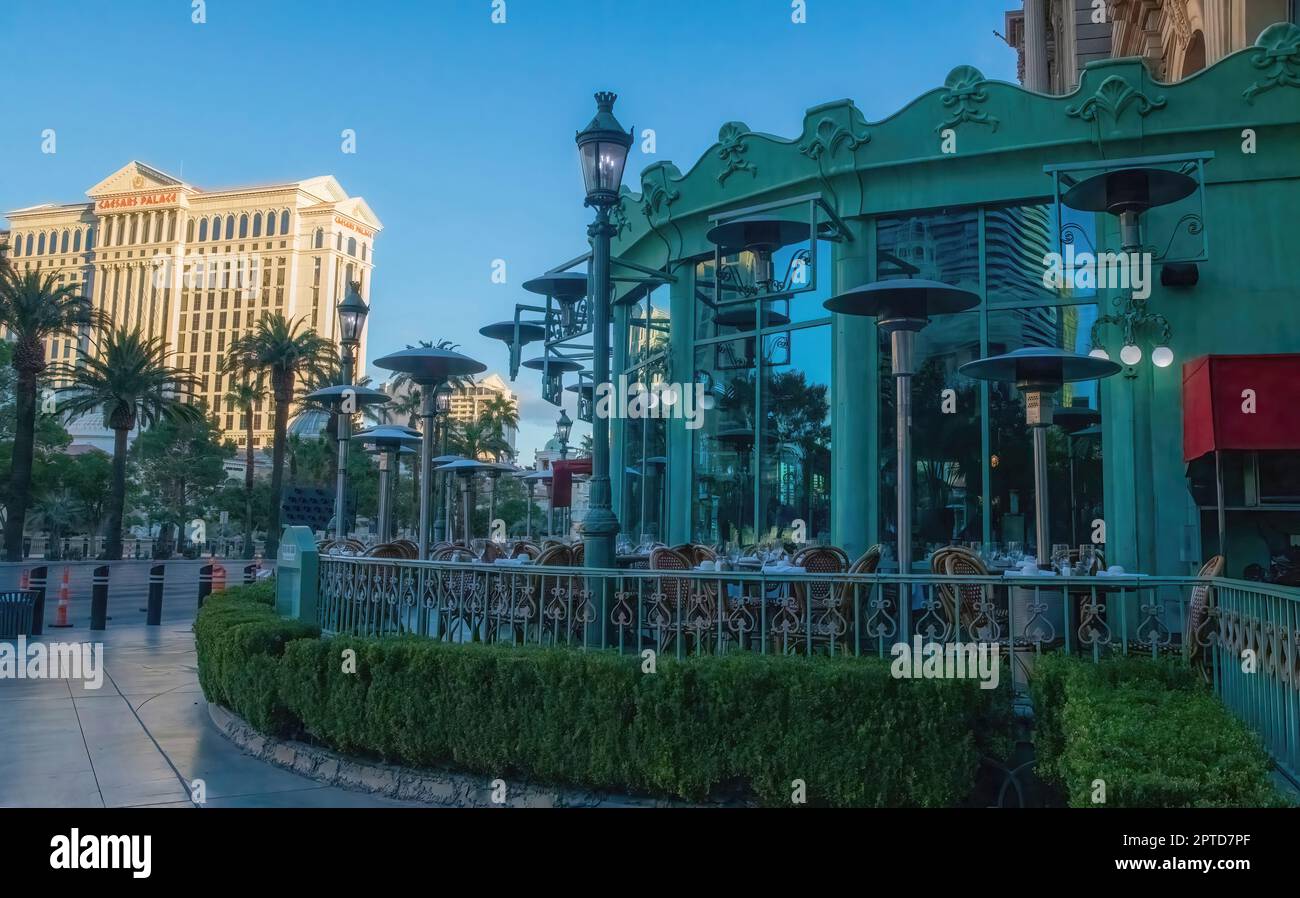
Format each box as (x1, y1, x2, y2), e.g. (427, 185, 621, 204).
(0, 560, 273, 630)
(0, 620, 415, 808)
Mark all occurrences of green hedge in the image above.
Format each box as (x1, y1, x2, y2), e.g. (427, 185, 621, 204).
(196, 589, 1011, 807)
(1030, 654, 1287, 808)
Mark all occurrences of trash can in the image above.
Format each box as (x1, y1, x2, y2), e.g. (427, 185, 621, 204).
(0, 590, 37, 638)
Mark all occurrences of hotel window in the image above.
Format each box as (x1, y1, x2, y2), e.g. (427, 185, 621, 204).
(72, 230, 81, 252)
(199, 218, 208, 241)
(361, 243, 367, 262)
(225, 215, 235, 239)
(37, 234, 45, 255)
(187, 219, 195, 242)
(314, 228, 324, 249)
(252, 214, 262, 238)
(60, 231, 69, 253)
(167, 213, 176, 241)
(86, 227, 94, 250)
(265, 211, 276, 237)
(129, 218, 139, 244)
(336, 233, 343, 251)
(280, 210, 290, 235)
(347, 237, 357, 257)
(210, 216, 220, 241)
(24, 234, 33, 255)
(239, 215, 249, 238)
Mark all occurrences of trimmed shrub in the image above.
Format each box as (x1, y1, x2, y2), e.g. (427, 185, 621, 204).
(1031, 654, 1287, 808)
(193, 585, 318, 735)
(197, 590, 1011, 806)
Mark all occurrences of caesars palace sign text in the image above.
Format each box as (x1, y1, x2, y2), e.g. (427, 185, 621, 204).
(95, 191, 180, 212)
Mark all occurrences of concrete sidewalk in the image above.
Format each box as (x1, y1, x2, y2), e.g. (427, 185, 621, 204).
(0, 621, 414, 808)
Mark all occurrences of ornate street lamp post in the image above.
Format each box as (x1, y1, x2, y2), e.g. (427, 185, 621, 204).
(432, 382, 454, 541)
(331, 284, 370, 541)
(556, 409, 572, 460)
(575, 91, 633, 574)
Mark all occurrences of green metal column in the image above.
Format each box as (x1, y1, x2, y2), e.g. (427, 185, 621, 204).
(667, 262, 695, 545)
(611, 299, 629, 530)
(831, 218, 879, 559)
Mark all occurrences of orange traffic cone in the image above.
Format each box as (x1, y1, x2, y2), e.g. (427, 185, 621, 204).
(50, 566, 73, 628)
(212, 563, 227, 594)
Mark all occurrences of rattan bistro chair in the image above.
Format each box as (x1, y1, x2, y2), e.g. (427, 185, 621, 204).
(648, 546, 718, 651)
(786, 546, 849, 651)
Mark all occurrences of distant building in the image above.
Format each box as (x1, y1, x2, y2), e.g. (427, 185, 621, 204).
(3, 160, 381, 452)
(446, 372, 519, 456)
(1003, 0, 1293, 93)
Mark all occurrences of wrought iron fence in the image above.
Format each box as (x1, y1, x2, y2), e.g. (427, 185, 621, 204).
(316, 556, 1300, 782)
(1209, 579, 1300, 783)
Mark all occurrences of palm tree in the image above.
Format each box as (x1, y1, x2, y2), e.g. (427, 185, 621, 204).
(223, 313, 332, 558)
(450, 416, 510, 462)
(224, 380, 263, 557)
(480, 394, 519, 461)
(52, 329, 202, 560)
(33, 491, 80, 561)
(0, 269, 97, 560)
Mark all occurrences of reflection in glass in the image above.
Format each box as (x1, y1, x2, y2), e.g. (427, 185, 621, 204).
(877, 312, 983, 555)
(759, 328, 832, 542)
(988, 305, 1102, 555)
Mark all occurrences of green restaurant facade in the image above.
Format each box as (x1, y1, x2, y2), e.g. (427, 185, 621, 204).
(588, 23, 1300, 579)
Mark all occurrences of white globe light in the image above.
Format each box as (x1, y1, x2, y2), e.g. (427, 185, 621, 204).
(1088, 347, 1110, 361)
(1152, 346, 1174, 368)
(1119, 344, 1143, 366)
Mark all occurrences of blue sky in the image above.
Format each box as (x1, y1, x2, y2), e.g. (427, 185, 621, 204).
(0, 0, 1018, 458)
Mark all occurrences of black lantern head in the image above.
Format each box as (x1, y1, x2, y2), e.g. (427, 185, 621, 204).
(433, 381, 454, 417)
(576, 92, 633, 207)
(555, 409, 573, 444)
(336, 281, 369, 347)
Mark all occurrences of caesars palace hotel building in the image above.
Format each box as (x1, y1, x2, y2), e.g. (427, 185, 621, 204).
(3, 161, 381, 450)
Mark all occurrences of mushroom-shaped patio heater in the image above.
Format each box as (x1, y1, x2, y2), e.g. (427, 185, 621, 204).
(480, 319, 547, 381)
(523, 271, 588, 330)
(824, 279, 980, 589)
(352, 424, 422, 542)
(374, 347, 486, 558)
(521, 468, 554, 539)
(1062, 167, 1197, 251)
(706, 215, 811, 296)
(523, 355, 585, 404)
(1053, 401, 1102, 547)
(436, 458, 496, 546)
(303, 384, 392, 541)
(565, 373, 595, 422)
(485, 462, 521, 539)
(430, 453, 465, 544)
(960, 348, 1121, 565)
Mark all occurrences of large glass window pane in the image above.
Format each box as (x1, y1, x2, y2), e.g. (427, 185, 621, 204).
(878, 311, 983, 556)
(986, 203, 1098, 306)
(693, 342, 756, 544)
(758, 326, 832, 543)
(987, 304, 1102, 554)
(876, 209, 979, 289)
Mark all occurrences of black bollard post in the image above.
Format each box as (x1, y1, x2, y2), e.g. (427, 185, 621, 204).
(198, 563, 213, 610)
(29, 566, 48, 637)
(146, 564, 165, 625)
(90, 565, 109, 630)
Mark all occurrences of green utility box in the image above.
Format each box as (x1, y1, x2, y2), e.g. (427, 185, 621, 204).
(275, 526, 320, 623)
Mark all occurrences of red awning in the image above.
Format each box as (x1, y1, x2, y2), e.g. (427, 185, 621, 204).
(1182, 354, 1300, 462)
(551, 458, 592, 508)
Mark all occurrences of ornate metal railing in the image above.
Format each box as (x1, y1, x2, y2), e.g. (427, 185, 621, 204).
(316, 557, 1300, 784)
(1209, 579, 1300, 784)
